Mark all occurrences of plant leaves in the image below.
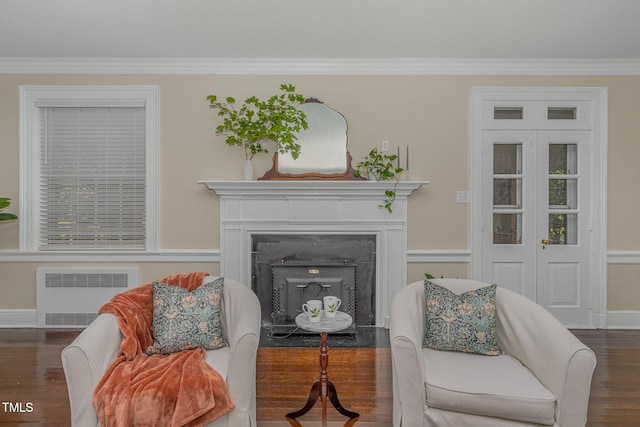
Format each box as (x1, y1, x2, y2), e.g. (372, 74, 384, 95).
(0, 213, 17, 221)
(207, 84, 307, 160)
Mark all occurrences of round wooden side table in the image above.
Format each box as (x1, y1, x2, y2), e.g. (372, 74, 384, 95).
(286, 311, 360, 427)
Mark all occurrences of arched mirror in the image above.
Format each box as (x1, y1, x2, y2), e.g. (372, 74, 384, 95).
(259, 98, 361, 180)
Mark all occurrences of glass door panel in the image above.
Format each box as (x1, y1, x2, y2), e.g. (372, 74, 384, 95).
(493, 143, 523, 244)
(549, 213, 578, 245)
(494, 213, 522, 244)
(548, 144, 578, 245)
(494, 179, 522, 208)
(494, 144, 522, 174)
(549, 178, 577, 209)
(549, 144, 577, 174)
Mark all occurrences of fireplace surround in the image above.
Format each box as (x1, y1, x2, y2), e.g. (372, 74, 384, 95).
(199, 180, 426, 328)
(252, 233, 376, 333)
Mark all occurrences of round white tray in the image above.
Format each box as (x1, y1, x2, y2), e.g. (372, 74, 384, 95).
(295, 311, 353, 333)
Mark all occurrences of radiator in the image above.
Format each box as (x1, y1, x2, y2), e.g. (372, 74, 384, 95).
(36, 267, 137, 328)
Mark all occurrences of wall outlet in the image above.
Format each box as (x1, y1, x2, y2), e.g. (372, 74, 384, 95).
(381, 140, 389, 152)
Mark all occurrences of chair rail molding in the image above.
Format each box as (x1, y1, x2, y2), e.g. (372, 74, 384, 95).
(0, 249, 220, 263)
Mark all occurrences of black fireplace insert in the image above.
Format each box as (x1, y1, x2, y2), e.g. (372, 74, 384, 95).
(251, 234, 376, 334)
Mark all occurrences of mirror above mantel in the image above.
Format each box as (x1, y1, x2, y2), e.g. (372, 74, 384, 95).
(259, 98, 363, 180)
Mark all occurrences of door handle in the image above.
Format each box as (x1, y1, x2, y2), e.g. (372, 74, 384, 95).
(541, 239, 549, 249)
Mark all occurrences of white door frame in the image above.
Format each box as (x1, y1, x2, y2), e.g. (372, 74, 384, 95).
(470, 87, 608, 328)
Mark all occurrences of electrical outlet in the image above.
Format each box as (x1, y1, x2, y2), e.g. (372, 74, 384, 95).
(381, 140, 389, 152)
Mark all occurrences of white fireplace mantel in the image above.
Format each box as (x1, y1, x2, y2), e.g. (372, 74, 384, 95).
(199, 180, 428, 327)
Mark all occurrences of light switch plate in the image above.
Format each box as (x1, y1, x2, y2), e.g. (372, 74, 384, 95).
(456, 191, 470, 204)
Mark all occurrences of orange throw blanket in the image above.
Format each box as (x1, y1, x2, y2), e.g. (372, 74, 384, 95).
(93, 272, 235, 427)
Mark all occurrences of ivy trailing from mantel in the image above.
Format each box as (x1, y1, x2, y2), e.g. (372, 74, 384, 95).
(355, 148, 404, 213)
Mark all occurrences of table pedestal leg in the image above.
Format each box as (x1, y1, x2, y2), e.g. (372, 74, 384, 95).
(286, 332, 360, 426)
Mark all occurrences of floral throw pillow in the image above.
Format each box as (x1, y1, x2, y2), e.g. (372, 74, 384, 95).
(146, 276, 227, 355)
(423, 281, 503, 356)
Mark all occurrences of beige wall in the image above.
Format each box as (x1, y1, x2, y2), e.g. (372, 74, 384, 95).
(1, 73, 640, 312)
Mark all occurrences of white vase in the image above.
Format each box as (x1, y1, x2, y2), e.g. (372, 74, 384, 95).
(243, 159, 254, 180)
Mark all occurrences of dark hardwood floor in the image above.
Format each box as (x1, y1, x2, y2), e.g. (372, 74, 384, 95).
(571, 329, 640, 426)
(0, 328, 639, 426)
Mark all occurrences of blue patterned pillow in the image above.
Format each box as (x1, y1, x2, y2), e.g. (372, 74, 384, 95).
(423, 281, 503, 356)
(146, 277, 227, 355)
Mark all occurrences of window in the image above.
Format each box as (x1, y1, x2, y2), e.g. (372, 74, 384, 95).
(493, 106, 524, 120)
(547, 107, 577, 120)
(20, 86, 158, 252)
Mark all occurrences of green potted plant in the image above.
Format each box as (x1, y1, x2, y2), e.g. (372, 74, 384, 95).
(355, 148, 404, 213)
(0, 197, 17, 221)
(207, 84, 308, 180)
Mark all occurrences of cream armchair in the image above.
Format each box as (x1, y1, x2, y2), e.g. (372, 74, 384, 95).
(390, 279, 596, 427)
(61, 276, 261, 427)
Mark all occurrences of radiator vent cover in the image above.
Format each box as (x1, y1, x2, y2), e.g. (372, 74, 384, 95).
(36, 268, 137, 328)
(44, 272, 129, 288)
(45, 312, 100, 327)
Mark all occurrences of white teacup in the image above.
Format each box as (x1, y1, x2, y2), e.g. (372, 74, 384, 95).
(323, 296, 342, 318)
(302, 299, 322, 323)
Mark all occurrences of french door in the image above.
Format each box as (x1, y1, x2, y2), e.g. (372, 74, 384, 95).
(472, 88, 607, 327)
(482, 129, 592, 325)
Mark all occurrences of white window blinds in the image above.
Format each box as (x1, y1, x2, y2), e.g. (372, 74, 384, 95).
(39, 107, 146, 250)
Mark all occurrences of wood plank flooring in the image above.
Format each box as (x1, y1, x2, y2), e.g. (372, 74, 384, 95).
(0, 328, 639, 426)
(572, 329, 640, 426)
(256, 347, 391, 427)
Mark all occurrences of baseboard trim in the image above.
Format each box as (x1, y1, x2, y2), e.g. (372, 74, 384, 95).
(606, 311, 640, 329)
(0, 309, 36, 328)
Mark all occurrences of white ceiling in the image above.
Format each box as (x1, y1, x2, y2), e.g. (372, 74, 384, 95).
(1, 0, 639, 61)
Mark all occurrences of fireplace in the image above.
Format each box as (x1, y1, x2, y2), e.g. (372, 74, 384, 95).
(252, 234, 376, 333)
(270, 262, 357, 334)
(199, 180, 426, 328)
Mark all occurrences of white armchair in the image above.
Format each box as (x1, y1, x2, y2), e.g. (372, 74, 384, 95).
(390, 278, 596, 427)
(61, 276, 261, 427)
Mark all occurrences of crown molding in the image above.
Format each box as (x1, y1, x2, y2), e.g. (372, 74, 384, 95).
(2, 57, 640, 76)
